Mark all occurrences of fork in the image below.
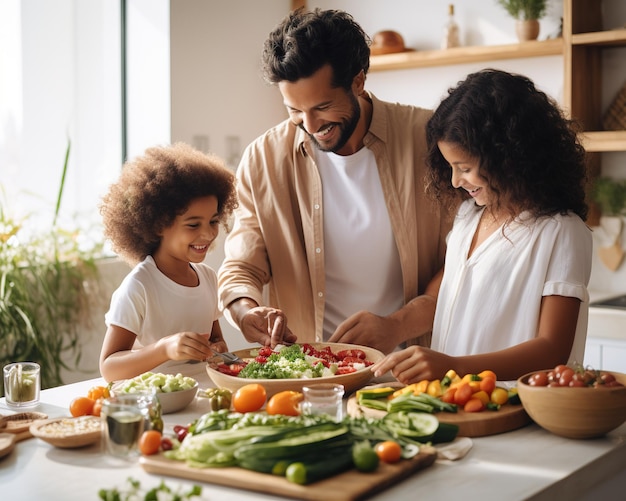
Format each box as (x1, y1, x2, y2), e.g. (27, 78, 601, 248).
(211, 350, 245, 365)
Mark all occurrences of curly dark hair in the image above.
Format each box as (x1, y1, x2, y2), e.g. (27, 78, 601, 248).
(261, 8, 370, 89)
(426, 68, 588, 220)
(100, 142, 238, 265)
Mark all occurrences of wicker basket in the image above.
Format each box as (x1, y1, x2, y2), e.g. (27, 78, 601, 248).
(603, 81, 626, 131)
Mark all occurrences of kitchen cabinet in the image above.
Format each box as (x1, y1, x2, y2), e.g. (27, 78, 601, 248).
(585, 337, 626, 373)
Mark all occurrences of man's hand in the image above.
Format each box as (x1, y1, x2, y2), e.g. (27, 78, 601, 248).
(327, 311, 401, 354)
(239, 306, 297, 348)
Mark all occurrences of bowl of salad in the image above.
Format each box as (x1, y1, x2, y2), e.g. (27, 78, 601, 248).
(111, 372, 199, 414)
(205, 342, 384, 398)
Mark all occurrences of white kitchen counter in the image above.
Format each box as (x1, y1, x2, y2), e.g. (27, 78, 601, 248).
(2, 369, 626, 501)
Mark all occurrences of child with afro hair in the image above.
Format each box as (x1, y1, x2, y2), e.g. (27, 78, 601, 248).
(99, 142, 238, 381)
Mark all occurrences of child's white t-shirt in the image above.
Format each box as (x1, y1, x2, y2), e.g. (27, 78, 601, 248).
(105, 255, 220, 374)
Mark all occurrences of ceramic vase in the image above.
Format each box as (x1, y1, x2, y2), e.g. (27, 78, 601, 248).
(515, 19, 540, 41)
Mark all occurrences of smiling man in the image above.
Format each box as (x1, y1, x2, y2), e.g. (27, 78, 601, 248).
(218, 8, 451, 354)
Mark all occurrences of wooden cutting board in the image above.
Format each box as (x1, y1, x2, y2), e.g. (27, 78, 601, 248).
(141, 446, 437, 501)
(347, 388, 530, 438)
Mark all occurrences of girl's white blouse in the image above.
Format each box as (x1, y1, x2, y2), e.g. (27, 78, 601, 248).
(431, 199, 592, 364)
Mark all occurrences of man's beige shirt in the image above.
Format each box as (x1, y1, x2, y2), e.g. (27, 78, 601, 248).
(218, 93, 449, 344)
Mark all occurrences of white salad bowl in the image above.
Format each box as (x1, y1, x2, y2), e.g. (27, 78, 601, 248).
(110, 373, 199, 414)
(206, 342, 384, 399)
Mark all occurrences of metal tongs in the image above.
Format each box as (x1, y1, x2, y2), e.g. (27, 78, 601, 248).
(210, 350, 245, 365)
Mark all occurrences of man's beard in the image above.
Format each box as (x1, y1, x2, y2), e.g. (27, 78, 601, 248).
(302, 91, 361, 153)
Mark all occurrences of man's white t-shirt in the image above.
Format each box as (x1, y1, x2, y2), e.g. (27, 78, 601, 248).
(105, 255, 220, 374)
(431, 200, 592, 364)
(316, 147, 404, 340)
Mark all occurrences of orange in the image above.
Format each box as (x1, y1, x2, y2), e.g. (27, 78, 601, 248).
(266, 391, 303, 416)
(69, 396, 95, 417)
(232, 383, 267, 413)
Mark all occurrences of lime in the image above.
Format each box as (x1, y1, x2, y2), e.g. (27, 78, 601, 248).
(352, 442, 380, 472)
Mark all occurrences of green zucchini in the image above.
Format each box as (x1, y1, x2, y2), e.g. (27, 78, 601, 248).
(285, 448, 354, 485)
(234, 426, 351, 461)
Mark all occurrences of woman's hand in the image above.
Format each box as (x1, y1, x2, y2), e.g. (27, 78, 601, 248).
(371, 346, 455, 385)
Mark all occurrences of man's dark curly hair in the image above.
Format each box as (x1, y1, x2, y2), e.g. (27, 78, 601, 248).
(261, 8, 370, 89)
(100, 142, 238, 265)
(426, 68, 588, 221)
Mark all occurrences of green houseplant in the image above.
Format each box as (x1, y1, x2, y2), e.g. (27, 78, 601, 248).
(496, 0, 548, 41)
(592, 177, 626, 217)
(495, 0, 548, 20)
(0, 141, 104, 397)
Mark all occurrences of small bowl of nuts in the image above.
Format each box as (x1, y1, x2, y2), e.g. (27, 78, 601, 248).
(30, 416, 102, 448)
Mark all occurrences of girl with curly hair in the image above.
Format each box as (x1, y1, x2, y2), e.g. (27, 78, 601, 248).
(373, 69, 592, 384)
(99, 143, 238, 381)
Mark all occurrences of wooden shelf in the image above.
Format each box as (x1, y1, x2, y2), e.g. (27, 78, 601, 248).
(369, 38, 563, 72)
(572, 29, 626, 47)
(580, 131, 626, 152)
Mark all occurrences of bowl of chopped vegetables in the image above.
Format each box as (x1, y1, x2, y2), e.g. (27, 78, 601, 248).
(111, 372, 199, 414)
(206, 342, 384, 398)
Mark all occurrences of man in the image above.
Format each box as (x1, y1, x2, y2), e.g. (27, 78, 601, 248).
(218, 8, 450, 354)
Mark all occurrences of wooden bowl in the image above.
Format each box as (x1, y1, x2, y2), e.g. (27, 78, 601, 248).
(30, 416, 102, 448)
(206, 342, 384, 399)
(517, 370, 626, 439)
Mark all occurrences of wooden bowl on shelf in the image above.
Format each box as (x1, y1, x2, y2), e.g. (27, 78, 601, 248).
(517, 370, 626, 439)
(206, 342, 384, 399)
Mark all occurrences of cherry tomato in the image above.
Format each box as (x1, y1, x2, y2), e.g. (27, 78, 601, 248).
(160, 437, 174, 451)
(464, 398, 485, 413)
(139, 430, 162, 455)
(69, 396, 95, 417)
(600, 372, 616, 385)
(453, 383, 473, 406)
(478, 370, 497, 381)
(232, 383, 267, 413)
(479, 376, 496, 394)
(374, 441, 402, 463)
(528, 372, 549, 387)
(441, 387, 457, 404)
(266, 391, 303, 416)
(490, 387, 509, 405)
(173, 425, 189, 442)
(553, 364, 569, 380)
(91, 398, 103, 417)
(559, 368, 575, 386)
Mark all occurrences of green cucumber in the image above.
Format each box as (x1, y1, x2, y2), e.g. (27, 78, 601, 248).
(285, 448, 354, 485)
(432, 422, 459, 443)
(234, 426, 351, 460)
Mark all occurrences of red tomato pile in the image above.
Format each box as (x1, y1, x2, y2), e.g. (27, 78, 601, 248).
(527, 364, 624, 388)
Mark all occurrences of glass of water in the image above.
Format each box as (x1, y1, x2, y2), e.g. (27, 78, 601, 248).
(301, 383, 345, 422)
(101, 393, 154, 458)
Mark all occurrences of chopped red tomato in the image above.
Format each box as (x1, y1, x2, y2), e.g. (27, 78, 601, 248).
(337, 349, 367, 360)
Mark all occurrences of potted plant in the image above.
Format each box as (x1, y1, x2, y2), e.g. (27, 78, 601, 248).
(495, 0, 548, 41)
(591, 177, 626, 271)
(0, 141, 104, 397)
